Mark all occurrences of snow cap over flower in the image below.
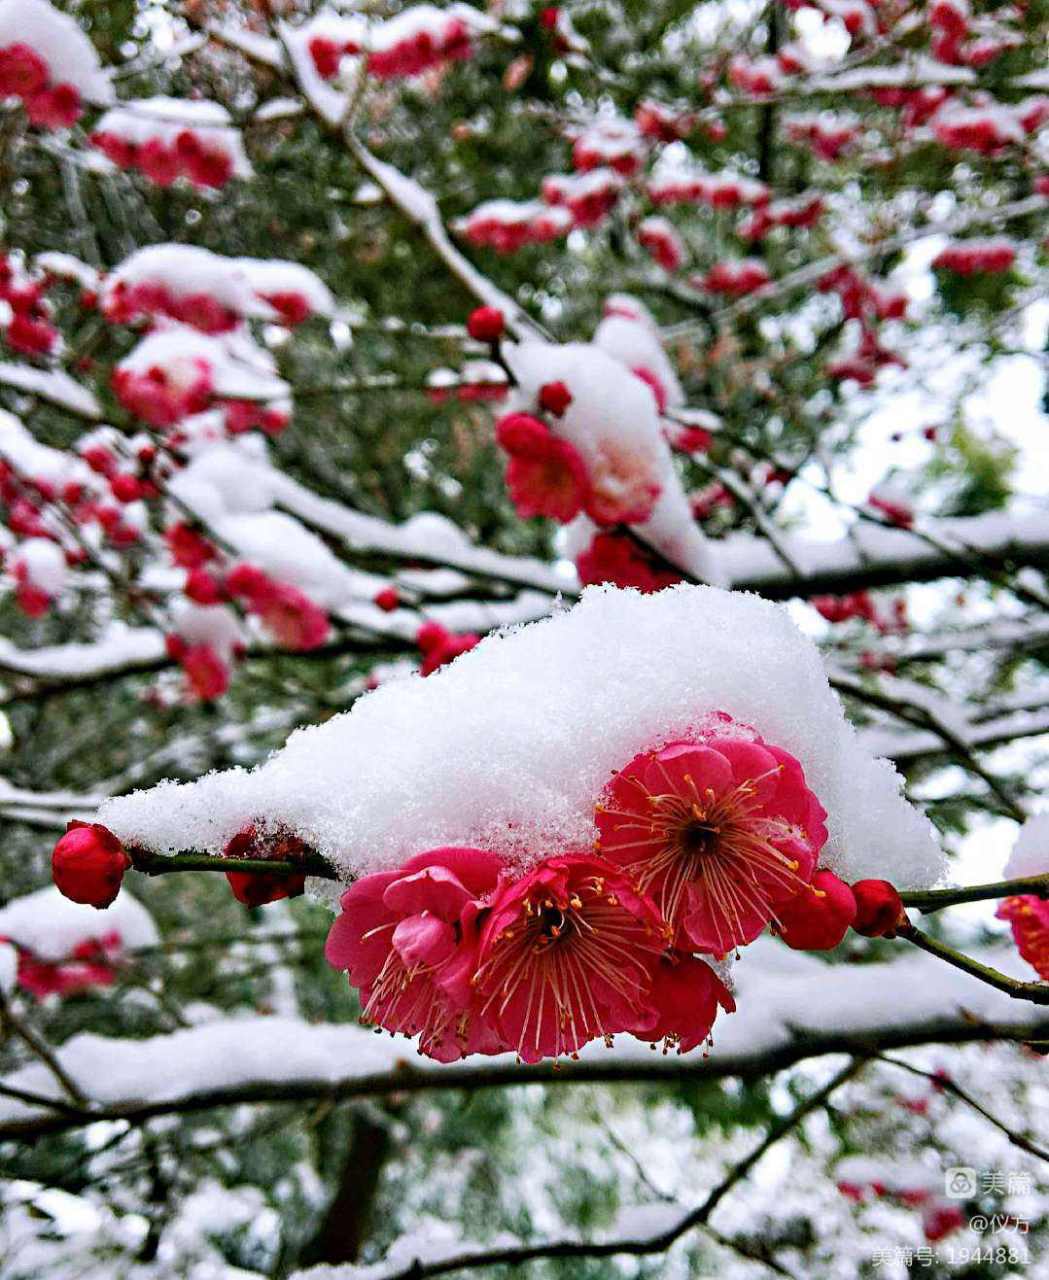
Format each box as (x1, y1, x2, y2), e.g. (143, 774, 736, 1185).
(505, 339, 716, 586)
(1003, 813, 1049, 881)
(52, 822, 131, 909)
(90, 98, 251, 189)
(701, 259, 771, 297)
(97, 587, 943, 918)
(113, 326, 290, 427)
(474, 852, 668, 1062)
(456, 199, 573, 254)
(502, 342, 667, 527)
(0, 885, 156, 998)
(592, 294, 684, 415)
(637, 216, 686, 273)
(0, 0, 112, 111)
(596, 727, 828, 954)
(365, 3, 496, 80)
(100, 245, 269, 331)
(932, 237, 1016, 276)
(326, 847, 506, 1061)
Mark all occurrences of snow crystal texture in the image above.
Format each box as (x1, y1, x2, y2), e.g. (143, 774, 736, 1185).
(97, 586, 942, 889)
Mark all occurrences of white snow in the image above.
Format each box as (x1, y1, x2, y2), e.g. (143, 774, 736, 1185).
(0, 885, 157, 963)
(1004, 813, 1049, 880)
(592, 296, 684, 409)
(117, 324, 289, 403)
(234, 257, 335, 317)
(0, 409, 94, 493)
(0, 363, 102, 419)
(0, 942, 16, 996)
(0, 625, 166, 680)
(35, 252, 101, 291)
(96, 585, 941, 889)
(11, 538, 68, 596)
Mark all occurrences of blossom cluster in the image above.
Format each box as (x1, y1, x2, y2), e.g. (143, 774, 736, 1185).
(47, 712, 909, 1064)
(1, 254, 60, 356)
(303, 3, 493, 85)
(836, 1159, 966, 1244)
(0, 40, 81, 129)
(322, 718, 905, 1063)
(0, 245, 341, 704)
(89, 100, 251, 191)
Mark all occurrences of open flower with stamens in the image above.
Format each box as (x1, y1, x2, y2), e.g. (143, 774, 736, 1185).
(595, 726, 828, 955)
(472, 853, 668, 1063)
(325, 847, 507, 1062)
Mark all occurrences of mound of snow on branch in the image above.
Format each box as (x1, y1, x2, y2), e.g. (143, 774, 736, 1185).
(1004, 813, 1049, 879)
(0, 885, 157, 962)
(97, 585, 941, 890)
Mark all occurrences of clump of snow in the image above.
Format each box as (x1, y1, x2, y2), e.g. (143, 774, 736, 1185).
(0, 942, 16, 996)
(117, 324, 289, 403)
(592, 295, 684, 410)
(234, 257, 335, 318)
(0, 363, 101, 419)
(0, 885, 157, 962)
(97, 585, 942, 890)
(1004, 813, 1049, 880)
(11, 538, 68, 596)
(0, 408, 94, 494)
(168, 438, 372, 611)
(0, 0, 112, 103)
(102, 245, 267, 324)
(35, 252, 101, 291)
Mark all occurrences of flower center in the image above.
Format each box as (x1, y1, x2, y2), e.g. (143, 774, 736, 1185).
(537, 903, 571, 943)
(679, 818, 718, 857)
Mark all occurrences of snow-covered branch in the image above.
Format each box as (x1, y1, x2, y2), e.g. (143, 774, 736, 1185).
(291, 1058, 865, 1280)
(2, 943, 1046, 1143)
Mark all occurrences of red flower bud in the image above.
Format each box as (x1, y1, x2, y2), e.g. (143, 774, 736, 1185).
(538, 380, 573, 416)
(466, 306, 505, 343)
(52, 821, 131, 909)
(184, 568, 226, 605)
(851, 879, 906, 937)
(374, 586, 401, 612)
(110, 473, 143, 504)
(223, 827, 306, 907)
(775, 870, 857, 950)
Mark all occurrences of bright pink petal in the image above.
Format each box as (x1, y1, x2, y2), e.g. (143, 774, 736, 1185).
(392, 913, 457, 968)
(383, 864, 473, 920)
